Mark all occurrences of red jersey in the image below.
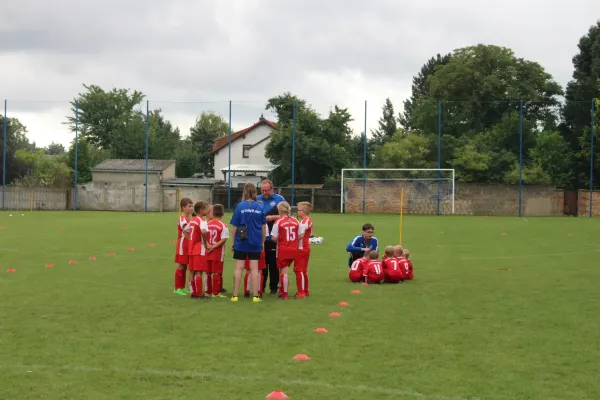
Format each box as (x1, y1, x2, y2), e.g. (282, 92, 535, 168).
(406, 259, 414, 280)
(188, 216, 208, 256)
(349, 258, 366, 282)
(383, 257, 408, 280)
(176, 215, 190, 256)
(298, 217, 312, 251)
(364, 260, 384, 283)
(271, 216, 300, 259)
(207, 219, 229, 261)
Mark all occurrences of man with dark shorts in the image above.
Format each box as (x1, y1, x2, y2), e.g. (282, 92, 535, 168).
(257, 179, 286, 295)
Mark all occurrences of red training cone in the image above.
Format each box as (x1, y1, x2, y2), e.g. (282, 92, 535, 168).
(293, 354, 310, 361)
(338, 301, 349, 307)
(351, 289, 361, 294)
(89, 257, 96, 261)
(314, 328, 328, 333)
(127, 247, 134, 251)
(59, 227, 64, 231)
(45, 264, 53, 268)
(170, 240, 175, 244)
(69, 260, 77, 265)
(108, 252, 115, 256)
(149, 243, 155, 247)
(7, 268, 15, 273)
(266, 390, 289, 399)
(329, 312, 341, 318)
(123, 227, 128, 231)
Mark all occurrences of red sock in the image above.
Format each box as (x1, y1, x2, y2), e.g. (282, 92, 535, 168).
(194, 276, 203, 297)
(303, 271, 309, 295)
(212, 274, 222, 295)
(279, 274, 284, 296)
(295, 271, 304, 295)
(244, 271, 250, 294)
(175, 268, 185, 290)
(206, 273, 212, 295)
(189, 278, 196, 295)
(258, 274, 264, 295)
(280, 274, 288, 296)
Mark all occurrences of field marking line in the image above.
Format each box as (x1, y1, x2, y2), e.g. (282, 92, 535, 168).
(0, 248, 19, 252)
(0, 364, 483, 400)
(459, 249, 600, 261)
(522, 218, 529, 222)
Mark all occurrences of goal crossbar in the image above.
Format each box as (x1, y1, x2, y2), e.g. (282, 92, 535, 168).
(340, 168, 455, 214)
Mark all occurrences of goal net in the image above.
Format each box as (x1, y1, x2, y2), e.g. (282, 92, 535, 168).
(340, 168, 455, 214)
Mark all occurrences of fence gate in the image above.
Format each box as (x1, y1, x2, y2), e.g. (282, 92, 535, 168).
(563, 191, 578, 216)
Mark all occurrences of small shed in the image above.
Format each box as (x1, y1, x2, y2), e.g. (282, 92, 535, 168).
(92, 159, 176, 187)
(219, 163, 279, 188)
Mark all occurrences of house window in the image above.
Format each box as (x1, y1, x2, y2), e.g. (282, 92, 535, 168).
(243, 145, 251, 158)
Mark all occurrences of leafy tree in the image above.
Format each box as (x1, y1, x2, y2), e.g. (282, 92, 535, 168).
(371, 98, 398, 147)
(529, 131, 573, 188)
(0, 116, 35, 184)
(189, 112, 229, 177)
(66, 138, 110, 184)
(14, 149, 72, 188)
(174, 139, 200, 178)
(449, 139, 491, 182)
(399, 53, 451, 130)
(372, 131, 435, 169)
(45, 142, 66, 155)
(504, 162, 552, 185)
(149, 110, 181, 159)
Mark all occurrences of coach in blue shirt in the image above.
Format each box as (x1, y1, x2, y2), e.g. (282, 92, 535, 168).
(230, 183, 267, 302)
(346, 223, 379, 267)
(258, 179, 286, 295)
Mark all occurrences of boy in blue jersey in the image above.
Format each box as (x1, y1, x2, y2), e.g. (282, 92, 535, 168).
(346, 223, 378, 267)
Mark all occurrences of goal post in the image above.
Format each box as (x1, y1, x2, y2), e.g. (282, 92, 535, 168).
(340, 168, 455, 215)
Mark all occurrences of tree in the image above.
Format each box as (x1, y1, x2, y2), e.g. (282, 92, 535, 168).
(399, 53, 451, 130)
(45, 142, 66, 155)
(174, 139, 200, 178)
(0, 116, 35, 184)
(265, 93, 355, 185)
(529, 131, 573, 188)
(14, 149, 72, 188)
(562, 21, 600, 188)
(66, 138, 110, 184)
(371, 98, 398, 147)
(449, 139, 491, 182)
(372, 131, 435, 169)
(189, 112, 229, 177)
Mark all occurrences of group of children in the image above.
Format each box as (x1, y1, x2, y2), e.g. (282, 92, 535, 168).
(172, 197, 314, 301)
(349, 244, 414, 284)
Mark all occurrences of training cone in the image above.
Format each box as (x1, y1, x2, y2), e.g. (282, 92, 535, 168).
(127, 247, 134, 251)
(502, 232, 507, 236)
(266, 391, 289, 399)
(567, 233, 573, 236)
(45, 264, 53, 268)
(351, 289, 361, 294)
(59, 227, 64, 231)
(0, 226, 4, 230)
(170, 240, 175, 244)
(123, 227, 128, 231)
(108, 252, 115, 256)
(439, 231, 444, 234)
(149, 243, 155, 247)
(314, 328, 328, 334)
(329, 312, 341, 318)
(89, 257, 96, 261)
(69, 260, 77, 265)
(7, 268, 15, 273)
(293, 354, 310, 361)
(338, 301, 349, 307)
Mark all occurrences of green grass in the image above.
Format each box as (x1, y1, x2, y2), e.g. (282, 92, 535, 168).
(1, 211, 599, 400)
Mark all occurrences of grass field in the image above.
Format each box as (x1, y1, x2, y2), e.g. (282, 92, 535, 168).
(1, 211, 599, 400)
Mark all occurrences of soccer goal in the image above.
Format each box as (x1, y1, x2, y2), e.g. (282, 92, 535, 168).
(340, 168, 455, 215)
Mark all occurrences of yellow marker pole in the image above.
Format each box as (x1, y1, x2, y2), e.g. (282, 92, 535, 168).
(399, 188, 404, 244)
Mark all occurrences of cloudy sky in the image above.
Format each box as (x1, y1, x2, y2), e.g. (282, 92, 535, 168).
(1, 0, 599, 148)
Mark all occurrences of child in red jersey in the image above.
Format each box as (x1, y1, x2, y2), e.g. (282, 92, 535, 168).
(270, 201, 301, 300)
(363, 250, 384, 284)
(187, 201, 210, 300)
(403, 249, 414, 280)
(206, 204, 229, 298)
(382, 245, 408, 283)
(295, 201, 313, 298)
(349, 250, 369, 282)
(243, 250, 266, 298)
(173, 198, 194, 295)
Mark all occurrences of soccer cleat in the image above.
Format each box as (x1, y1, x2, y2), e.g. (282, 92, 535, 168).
(278, 294, 289, 300)
(293, 293, 306, 300)
(205, 292, 211, 297)
(181, 288, 190, 294)
(243, 293, 250, 299)
(230, 296, 239, 302)
(220, 288, 228, 293)
(212, 293, 227, 298)
(173, 289, 187, 295)
(252, 296, 262, 303)
(191, 295, 210, 300)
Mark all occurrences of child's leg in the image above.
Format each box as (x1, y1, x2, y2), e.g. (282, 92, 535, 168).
(279, 265, 289, 298)
(205, 273, 212, 295)
(174, 264, 186, 290)
(244, 270, 250, 294)
(193, 272, 204, 297)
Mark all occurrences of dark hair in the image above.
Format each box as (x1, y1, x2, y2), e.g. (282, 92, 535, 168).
(180, 197, 193, 210)
(362, 223, 374, 232)
(194, 201, 209, 214)
(212, 204, 224, 218)
(243, 183, 258, 201)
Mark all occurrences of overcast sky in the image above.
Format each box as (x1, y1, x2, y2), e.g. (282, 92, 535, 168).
(1, 0, 599, 148)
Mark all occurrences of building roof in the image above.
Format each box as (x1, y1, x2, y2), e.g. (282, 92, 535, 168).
(210, 116, 277, 155)
(93, 159, 176, 173)
(219, 164, 279, 173)
(162, 178, 221, 187)
(285, 184, 324, 189)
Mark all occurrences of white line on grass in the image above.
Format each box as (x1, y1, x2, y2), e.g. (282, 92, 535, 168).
(0, 364, 483, 400)
(459, 249, 600, 260)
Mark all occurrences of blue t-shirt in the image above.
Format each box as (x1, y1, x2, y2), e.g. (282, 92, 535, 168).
(346, 235, 379, 266)
(230, 199, 267, 253)
(257, 193, 286, 240)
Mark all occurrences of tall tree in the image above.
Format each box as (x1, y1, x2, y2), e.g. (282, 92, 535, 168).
(0, 116, 35, 184)
(189, 111, 229, 177)
(174, 139, 201, 178)
(14, 149, 72, 188)
(148, 109, 181, 160)
(371, 98, 398, 147)
(66, 138, 110, 184)
(399, 53, 451, 130)
(562, 21, 600, 188)
(45, 142, 66, 155)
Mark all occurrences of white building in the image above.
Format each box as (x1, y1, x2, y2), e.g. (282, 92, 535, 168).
(210, 115, 279, 187)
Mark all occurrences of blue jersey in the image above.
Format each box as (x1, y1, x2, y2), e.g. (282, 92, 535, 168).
(257, 193, 286, 241)
(230, 200, 267, 253)
(346, 235, 379, 266)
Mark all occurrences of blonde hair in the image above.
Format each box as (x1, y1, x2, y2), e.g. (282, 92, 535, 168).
(384, 246, 395, 257)
(242, 183, 258, 201)
(260, 179, 274, 189)
(404, 249, 410, 259)
(297, 201, 312, 215)
(277, 201, 291, 216)
(369, 250, 379, 260)
(394, 244, 403, 255)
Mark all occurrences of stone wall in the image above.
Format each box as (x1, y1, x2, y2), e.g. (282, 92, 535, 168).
(345, 181, 563, 216)
(577, 190, 600, 217)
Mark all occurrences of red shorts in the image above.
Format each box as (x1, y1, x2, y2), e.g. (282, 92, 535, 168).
(189, 255, 208, 272)
(175, 253, 189, 265)
(244, 252, 266, 270)
(366, 275, 383, 284)
(207, 260, 224, 274)
(294, 248, 310, 272)
(349, 271, 363, 282)
(277, 257, 294, 269)
(384, 272, 404, 283)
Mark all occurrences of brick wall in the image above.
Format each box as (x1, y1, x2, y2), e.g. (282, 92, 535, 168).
(577, 190, 600, 217)
(345, 181, 563, 216)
